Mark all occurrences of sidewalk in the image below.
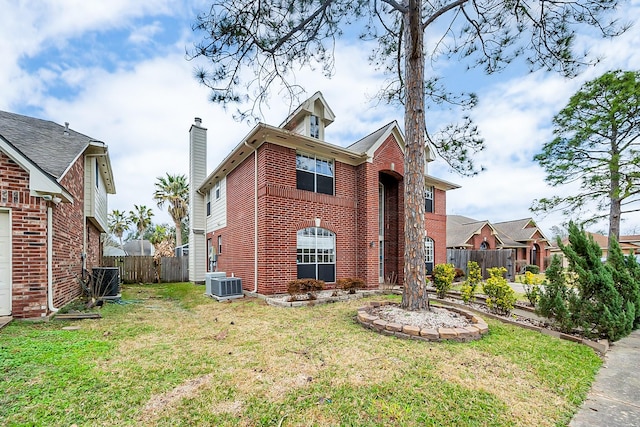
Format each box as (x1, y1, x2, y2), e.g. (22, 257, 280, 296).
(569, 329, 640, 426)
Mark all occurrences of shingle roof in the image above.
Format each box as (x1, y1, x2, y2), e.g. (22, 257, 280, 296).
(446, 215, 495, 247)
(0, 110, 92, 178)
(347, 122, 396, 154)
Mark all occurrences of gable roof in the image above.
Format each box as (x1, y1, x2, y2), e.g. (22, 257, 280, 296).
(0, 110, 115, 195)
(280, 91, 335, 129)
(446, 215, 503, 248)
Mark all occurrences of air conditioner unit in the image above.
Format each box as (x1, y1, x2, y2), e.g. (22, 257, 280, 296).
(208, 277, 243, 301)
(205, 272, 226, 294)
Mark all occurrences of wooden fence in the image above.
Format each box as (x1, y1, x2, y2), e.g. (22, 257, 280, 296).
(446, 249, 516, 281)
(101, 256, 189, 283)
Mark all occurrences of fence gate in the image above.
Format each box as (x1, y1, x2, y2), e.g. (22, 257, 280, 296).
(446, 249, 515, 281)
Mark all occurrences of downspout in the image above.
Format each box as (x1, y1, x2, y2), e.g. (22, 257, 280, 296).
(244, 141, 259, 293)
(46, 205, 58, 312)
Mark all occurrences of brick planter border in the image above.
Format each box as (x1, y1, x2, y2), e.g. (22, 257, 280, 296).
(357, 301, 489, 342)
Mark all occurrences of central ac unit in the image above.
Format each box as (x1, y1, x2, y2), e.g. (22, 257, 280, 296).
(205, 273, 243, 301)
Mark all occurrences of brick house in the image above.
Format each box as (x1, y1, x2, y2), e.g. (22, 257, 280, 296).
(188, 92, 458, 294)
(447, 215, 551, 271)
(0, 111, 115, 318)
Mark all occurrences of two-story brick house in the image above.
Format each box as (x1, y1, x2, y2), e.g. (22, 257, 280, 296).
(0, 111, 115, 318)
(188, 92, 458, 294)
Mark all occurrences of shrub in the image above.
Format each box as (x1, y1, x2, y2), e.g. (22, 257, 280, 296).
(559, 222, 633, 341)
(518, 271, 543, 307)
(606, 239, 640, 329)
(524, 264, 540, 274)
(461, 261, 482, 304)
(536, 254, 575, 333)
(483, 267, 516, 315)
(433, 263, 456, 299)
(336, 277, 365, 294)
(287, 279, 325, 301)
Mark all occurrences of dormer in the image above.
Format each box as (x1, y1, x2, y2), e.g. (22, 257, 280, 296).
(280, 91, 335, 140)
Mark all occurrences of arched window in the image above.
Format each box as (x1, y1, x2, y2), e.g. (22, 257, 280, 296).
(425, 237, 434, 275)
(297, 227, 336, 282)
(480, 241, 489, 250)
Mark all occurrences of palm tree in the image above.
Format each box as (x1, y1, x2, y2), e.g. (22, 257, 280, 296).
(153, 173, 189, 247)
(108, 209, 131, 249)
(129, 205, 154, 255)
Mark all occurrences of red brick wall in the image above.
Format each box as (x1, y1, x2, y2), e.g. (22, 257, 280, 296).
(212, 133, 452, 294)
(468, 224, 498, 250)
(51, 156, 86, 310)
(0, 152, 48, 317)
(2, 147, 102, 318)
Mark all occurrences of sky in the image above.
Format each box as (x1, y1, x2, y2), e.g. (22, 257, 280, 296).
(1, 0, 640, 239)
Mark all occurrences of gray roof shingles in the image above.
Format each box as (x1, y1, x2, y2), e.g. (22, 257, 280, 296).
(0, 110, 92, 179)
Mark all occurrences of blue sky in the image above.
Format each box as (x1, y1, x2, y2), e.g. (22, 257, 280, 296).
(2, 0, 640, 238)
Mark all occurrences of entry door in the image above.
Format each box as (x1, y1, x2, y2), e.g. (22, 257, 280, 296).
(0, 211, 11, 316)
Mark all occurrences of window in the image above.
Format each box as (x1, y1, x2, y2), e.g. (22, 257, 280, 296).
(296, 153, 334, 195)
(480, 241, 489, 250)
(425, 237, 434, 275)
(215, 181, 220, 199)
(425, 186, 434, 213)
(296, 227, 336, 282)
(206, 190, 211, 216)
(310, 115, 320, 138)
(218, 235, 222, 255)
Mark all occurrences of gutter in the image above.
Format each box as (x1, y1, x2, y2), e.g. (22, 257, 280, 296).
(244, 141, 259, 293)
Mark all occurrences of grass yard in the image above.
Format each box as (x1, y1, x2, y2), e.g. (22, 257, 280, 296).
(0, 283, 601, 426)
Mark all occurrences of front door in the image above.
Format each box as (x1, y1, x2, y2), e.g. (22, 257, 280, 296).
(0, 210, 11, 316)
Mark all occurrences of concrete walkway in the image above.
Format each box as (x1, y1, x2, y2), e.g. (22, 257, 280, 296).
(570, 329, 640, 426)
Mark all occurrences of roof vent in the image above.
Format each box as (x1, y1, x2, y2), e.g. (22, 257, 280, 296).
(64, 122, 70, 136)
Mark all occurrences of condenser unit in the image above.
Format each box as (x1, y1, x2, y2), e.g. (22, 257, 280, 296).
(205, 272, 226, 295)
(205, 273, 243, 301)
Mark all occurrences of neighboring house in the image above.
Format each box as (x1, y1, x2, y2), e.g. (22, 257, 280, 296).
(0, 111, 115, 318)
(550, 232, 640, 266)
(188, 92, 459, 294)
(447, 215, 551, 271)
(122, 239, 155, 256)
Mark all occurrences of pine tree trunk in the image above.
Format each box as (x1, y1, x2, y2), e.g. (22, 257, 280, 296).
(400, 0, 429, 311)
(608, 137, 621, 255)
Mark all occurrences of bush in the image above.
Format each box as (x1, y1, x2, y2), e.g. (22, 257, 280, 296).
(518, 271, 543, 307)
(433, 263, 456, 299)
(461, 261, 482, 304)
(524, 264, 540, 274)
(536, 254, 574, 333)
(287, 279, 325, 301)
(483, 267, 516, 315)
(336, 277, 365, 294)
(558, 222, 634, 341)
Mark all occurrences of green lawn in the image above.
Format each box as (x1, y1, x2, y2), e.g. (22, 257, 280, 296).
(0, 283, 601, 426)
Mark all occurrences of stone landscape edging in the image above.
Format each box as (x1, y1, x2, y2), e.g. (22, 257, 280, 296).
(432, 297, 609, 354)
(357, 301, 489, 342)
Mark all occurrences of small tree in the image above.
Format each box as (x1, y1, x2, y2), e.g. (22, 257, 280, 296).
(129, 205, 154, 255)
(606, 239, 640, 329)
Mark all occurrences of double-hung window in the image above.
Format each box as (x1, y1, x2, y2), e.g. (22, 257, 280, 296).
(425, 185, 434, 213)
(296, 153, 334, 195)
(296, 227, 336, 282)
(206, 190, 211, 216)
